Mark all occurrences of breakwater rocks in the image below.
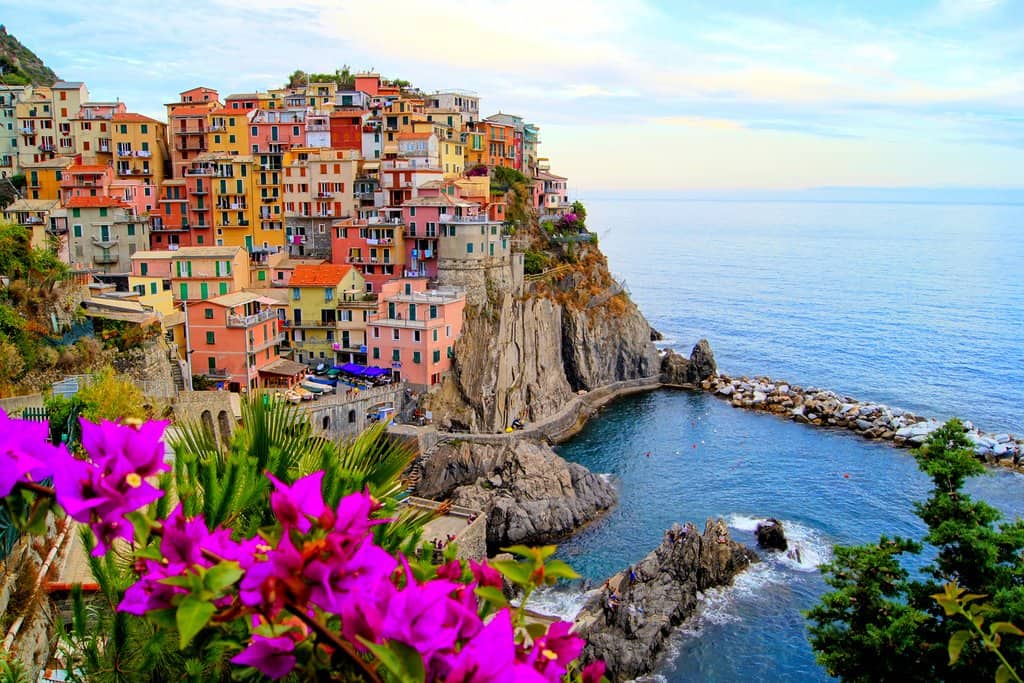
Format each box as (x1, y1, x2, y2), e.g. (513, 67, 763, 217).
(659, 338, 718, 386)
(414, 438, 617, 554)
(574, 520, 758, 682)
(702, 374, 1024, 465)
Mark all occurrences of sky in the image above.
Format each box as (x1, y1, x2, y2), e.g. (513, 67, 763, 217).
(2, 0, 1023, 191)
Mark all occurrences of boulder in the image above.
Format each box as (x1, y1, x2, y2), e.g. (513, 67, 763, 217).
(575, 520, 757, 682)
(416, 439, 617, 554)
(689, 338, 717, 382)
(755, 518, 788, 551)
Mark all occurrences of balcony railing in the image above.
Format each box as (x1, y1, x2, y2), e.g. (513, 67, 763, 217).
(38, 142, 55, 152)
(205, 368, 230, 379)
(185, 167, 213, 176)
(226, 308, 276, 328)
(315, 191, 334, 199)
(438, 213, 487, 223)
(94, 252, 119, 265)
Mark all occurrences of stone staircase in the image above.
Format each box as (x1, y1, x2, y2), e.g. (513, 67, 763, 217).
(170, 361, 185, 392)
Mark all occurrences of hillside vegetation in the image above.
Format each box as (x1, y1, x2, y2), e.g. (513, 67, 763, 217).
(0, 25, 58, 86)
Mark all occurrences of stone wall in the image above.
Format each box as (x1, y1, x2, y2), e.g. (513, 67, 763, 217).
(0, 393, 45, 416)
(171, 391, 241, 446)
(436, 257, 520, 308)
(112, 337, 177, 399)
(305, 384, 406, 440)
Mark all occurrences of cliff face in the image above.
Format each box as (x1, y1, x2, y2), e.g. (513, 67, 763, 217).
(415, 438, 617, 554)
(0, 26, 58, 86)
(432, 242, 658, 432)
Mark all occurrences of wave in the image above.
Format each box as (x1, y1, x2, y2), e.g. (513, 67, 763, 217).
(526, 584, 592, 621)
(726, 514, 833, 572)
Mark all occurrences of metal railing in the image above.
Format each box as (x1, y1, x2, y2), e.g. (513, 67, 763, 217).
(226, 308, 276, 327)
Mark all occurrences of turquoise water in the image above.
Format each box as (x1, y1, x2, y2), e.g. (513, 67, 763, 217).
(543, 198, 1024, 681)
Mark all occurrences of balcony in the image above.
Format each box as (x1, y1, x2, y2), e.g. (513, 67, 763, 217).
(20, 126, 35, 134)
(134, 150, 152, 158)
(315, 191, 334, 199)
(290, 319, 333, 328)
(251, 332, 286, 352)
(38, 142, 55, 152)
(306, 123, 329, 132)
(262, 196, 277, 203)
(226, 308, 276, 327)
(191, 187, 209, 194)
(22, 216, 44, 225)
(185, 167, 213, 176)
(94, 252, 119, 265)
(438, 213, 487, 223)
(209, 124, 226, 132)
(205, 368, 230, 379)
(116, 148, 133, 157)
(91, 236, 119, 248)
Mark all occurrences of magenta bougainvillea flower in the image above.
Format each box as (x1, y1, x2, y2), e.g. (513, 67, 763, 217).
(267, 471, 326, 534)
(443, 609, 547, 682)
(0, 407, 63, 496)
(230, 634, 296, 680)
(520, 619, 585, 680)
(469, 559, 503, 590)
(52, 418, 170, 554)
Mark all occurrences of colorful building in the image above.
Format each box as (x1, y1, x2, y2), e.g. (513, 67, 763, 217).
(166, 245, 250, 302)
(2, 198, 66, 257)
(330, 214, 407, 292)
(0, 84, 31, 172)
(286, 263, 367, 367)
(58, 162, 112, 204)
(282, 147, 359, 258)
(367, 279, 465, 387)
(149, 180, 191, 249)
(23, 157, 74, 201)
(73, 101, 126, 167)
(207, 108, 251, 155)
(187, 291, 285, 393)
(111, 112, 168, 191)
(66, 196, 148, 273)
(533, 169, 570, 217)
(167, 88, 221, 178)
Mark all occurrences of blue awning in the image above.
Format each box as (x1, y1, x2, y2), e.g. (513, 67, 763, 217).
(340, 363, 366, 375)
(363, 366, 387, 378)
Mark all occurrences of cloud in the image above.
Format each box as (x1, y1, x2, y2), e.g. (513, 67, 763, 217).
(651, 116, 746, 131)
(937, 0, 1006, 20)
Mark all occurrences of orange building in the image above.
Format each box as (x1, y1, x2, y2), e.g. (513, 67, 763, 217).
(187, 291, 284, 393)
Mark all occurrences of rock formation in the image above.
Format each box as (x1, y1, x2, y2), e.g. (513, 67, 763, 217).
(660, 338, 718, 386)
(575, 520, 757, 682)
(755, 518, 788, 551)
(414, 438, 617, 553)
(430, 242, 659, 433)
(703, 373, 1024, 465)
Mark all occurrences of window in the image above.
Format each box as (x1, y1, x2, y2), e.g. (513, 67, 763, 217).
(413, 330, 421, 342)
(258, 270, 266, 281)
(204, 308, 214, 319)
(413, 351, 421, 364)
(127, 225, 135, 236)
(433, 329, 438, 342)
(433, 350, 441, 363)
(292, 288, 301, 300)
(180, 283, 188, 300)
(99, 207, 108, 217)
(324, 288, 333, 301)
(372, 327, 379, 339)
(467, 243, 473, 254)
(206, 331, 215, 344)
(141, 124, 148, 134)
(392, 328, 400, 341)
(150, 282, 158, 295)
(219, 282, 228, 295)
(72, 208, 81, 218)
(409, 207, 416, 217)
(372, 347, 380, 359)
(392, 349, 400, 362)
(429, 304, 437, 319)
(73, 224, 82, 237)
(446, 325, 451, 338)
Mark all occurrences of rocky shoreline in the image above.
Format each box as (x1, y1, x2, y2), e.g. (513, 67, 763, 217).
(700, 372, 1024, 466)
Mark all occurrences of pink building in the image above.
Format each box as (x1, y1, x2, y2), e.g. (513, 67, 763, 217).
(367, 279, 465, 387)
(401, 194, 484, 279)
(250, 109, 308, 155)
(59, 163, 114, 204)
(187, 291, 285, 393)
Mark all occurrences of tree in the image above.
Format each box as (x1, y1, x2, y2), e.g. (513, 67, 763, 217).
(806, 419, 1024, 681)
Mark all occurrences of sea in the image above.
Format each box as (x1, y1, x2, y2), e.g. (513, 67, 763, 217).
(533, 194, 1024, 681)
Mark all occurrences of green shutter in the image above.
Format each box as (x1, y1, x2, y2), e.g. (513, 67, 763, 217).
(413, 351, 421, 364)
(179, 283, 188, 300)
(141, 263, 148, 276)
(200, 282, 209, 299)
(206, 331, 215, 344)
(219, 282, 228, 295)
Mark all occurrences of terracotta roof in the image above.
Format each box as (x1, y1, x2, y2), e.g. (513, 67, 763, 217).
(289, 264, 354, 287)
(64, 196, 130, 209)
(112, 112, 162, 124)
(170, 105, 216, 117)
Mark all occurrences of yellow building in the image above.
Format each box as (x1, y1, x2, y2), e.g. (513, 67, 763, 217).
(207, 108, 250, 155)
(286, 263, 366, 367)
(22, 157, 73, 201)
(128, 275, 176, 316)
(51, 81, 89, 156)
(111, 113, 169, 188)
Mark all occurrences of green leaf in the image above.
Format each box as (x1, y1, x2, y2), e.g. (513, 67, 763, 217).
(543, 559, 580, 581)
(363, 640, 425, 683)
(948, 629, 971, 665)
(203, 561, 243, 594)
(473, 586, 507, 608)
(490, 560, 532, 586)
(525, 622, 548, 639)
(997, 664, 1012, 683)
(990, 622, 1024, 638)
(176, 596, 216, 649)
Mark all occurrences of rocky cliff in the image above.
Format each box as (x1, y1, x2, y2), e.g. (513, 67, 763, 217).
(575, 520, 757, 682)
(415, 438, 617, 554)
(430, 242, 659, 433)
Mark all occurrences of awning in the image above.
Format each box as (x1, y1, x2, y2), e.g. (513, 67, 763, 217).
(363, 367, 387, 378)
(340, 363, 366, 375)
(259, 358, 308, 377)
